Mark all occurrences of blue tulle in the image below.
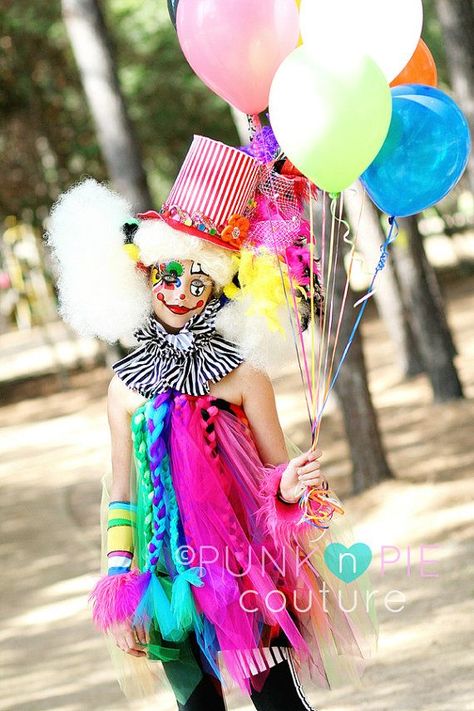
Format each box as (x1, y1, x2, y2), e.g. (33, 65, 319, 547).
(170, 567, 205, 633)
(195, 617, 222, 681)
(133, 571, 187, 642)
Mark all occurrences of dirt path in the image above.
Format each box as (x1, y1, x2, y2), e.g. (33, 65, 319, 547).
(1, 277, 473, 711)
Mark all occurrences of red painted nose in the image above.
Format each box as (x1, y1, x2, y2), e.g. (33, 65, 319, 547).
(179, 294, 186, 300)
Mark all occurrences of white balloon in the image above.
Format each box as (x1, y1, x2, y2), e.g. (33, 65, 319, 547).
(300, 0, 423, 82)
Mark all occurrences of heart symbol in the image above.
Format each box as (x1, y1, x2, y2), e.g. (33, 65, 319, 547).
(323, 542, 372, 582)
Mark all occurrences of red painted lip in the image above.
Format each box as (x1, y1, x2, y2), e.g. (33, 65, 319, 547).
(165, 304, 191, 315)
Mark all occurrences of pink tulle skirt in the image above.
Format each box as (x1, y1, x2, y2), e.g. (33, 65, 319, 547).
(166, 393, 377, 693)
(94, 392, 378, 706)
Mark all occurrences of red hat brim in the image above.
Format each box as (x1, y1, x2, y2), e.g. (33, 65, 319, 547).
(137, 211, 241, 252)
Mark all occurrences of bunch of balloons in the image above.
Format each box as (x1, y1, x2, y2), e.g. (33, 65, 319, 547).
(172, 0, 470, 218)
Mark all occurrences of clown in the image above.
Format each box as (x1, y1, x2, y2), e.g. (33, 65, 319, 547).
(47, 135, 377, 710)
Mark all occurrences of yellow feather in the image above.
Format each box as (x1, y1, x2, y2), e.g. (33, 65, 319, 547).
(123, 244, 140, 262)
(226, 248, 295, 333)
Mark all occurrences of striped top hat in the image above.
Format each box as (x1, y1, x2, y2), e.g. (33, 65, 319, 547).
(139, 136, 261, 252)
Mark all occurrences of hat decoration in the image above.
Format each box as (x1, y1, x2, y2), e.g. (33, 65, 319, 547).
(134, 135, 261, 253)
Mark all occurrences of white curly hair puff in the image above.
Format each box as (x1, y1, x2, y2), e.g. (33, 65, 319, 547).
(46, 179, 237, 343)
(46, 179, 152, 343)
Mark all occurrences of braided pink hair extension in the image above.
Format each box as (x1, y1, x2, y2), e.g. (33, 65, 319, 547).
(198, 398, 249, 570)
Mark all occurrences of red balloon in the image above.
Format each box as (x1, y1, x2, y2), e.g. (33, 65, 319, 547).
(390, 39, 437, 88)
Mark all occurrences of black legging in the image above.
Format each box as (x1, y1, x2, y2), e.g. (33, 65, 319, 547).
(171, 636, 315, 711)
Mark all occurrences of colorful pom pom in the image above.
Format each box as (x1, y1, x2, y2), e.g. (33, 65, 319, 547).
(88, 568, 146, 632)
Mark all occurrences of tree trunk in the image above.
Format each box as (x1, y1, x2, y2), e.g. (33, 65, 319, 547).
(408, 219, 457, 359)
(330, 242, 394, 494)
(433, 0, 474, 193)
(229, 106, 251, 144)
(393, 217, 464, 402)
(61, 0, 153, 211)
(343, 184, 424, 377)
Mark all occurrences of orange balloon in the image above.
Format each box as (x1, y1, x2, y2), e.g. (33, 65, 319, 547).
(390, 39, 438, 87)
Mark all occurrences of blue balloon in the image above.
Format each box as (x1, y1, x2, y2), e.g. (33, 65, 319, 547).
(360, 85, 471, 217)
(167, 0, 180, 29)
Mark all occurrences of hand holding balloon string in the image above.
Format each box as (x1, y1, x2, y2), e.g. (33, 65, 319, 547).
(280, 448, 327, 500)
(280, 447, 344, 528)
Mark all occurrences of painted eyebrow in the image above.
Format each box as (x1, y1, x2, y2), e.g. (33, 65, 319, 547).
(190, 261, 210, 276)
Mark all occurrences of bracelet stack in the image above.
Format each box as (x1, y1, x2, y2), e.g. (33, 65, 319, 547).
(106, 500, 137, 575)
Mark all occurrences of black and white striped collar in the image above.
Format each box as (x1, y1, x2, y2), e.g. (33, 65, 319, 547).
(134, 297, 222, 353)
(112, 298, 244, 397)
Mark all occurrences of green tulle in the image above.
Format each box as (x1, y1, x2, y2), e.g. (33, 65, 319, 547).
(147, 620, 204, 705)
(160, 639, 205, 706)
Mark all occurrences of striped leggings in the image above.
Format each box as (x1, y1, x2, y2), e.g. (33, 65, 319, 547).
(167, 636, 316, 711)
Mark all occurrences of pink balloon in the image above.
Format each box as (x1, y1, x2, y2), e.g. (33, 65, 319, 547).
(177, 0, 300, 115)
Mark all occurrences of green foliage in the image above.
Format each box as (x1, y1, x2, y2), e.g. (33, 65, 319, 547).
(0, 0, 452, 224)
(0, 0, 237, 223)
(105, 0, 237, 202)
(422, 0, 449, 87)
(0, 0, 104, 222)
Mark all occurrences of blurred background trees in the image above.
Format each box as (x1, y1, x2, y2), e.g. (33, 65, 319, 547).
(0, 0, 470, 218)
(0, 0, 237, 223)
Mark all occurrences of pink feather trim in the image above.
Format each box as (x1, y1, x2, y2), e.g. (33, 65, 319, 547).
(88, 568, 146, 632)
(257, 463, 302, 545)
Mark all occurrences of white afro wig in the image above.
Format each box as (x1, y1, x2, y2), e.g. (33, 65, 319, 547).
(46, 179, 151, 343)
(46, 178, 299, 371)
(134, 220, 237, 290)
(215, 298, 297, 371)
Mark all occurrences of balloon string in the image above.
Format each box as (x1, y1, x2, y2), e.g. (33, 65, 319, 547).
(314, 190, 364, 442)
(312, 192, 328, 429)
(313, 191, 327, 443)
(284, 272, 314, 429)
(340, 187, 362, 249)
(313, 194, 345, 444)
(321, 197, 339, 415)
(312, 194, 337, 441)
(316, 216, 399, 421)
(286, 265, 314, 418)
(328, 191, 362, 370)
(309, 186, 317, 430)
(265, 167, 314, 430)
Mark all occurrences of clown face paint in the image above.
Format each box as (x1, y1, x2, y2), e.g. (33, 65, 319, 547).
(150, 259, 214, 332)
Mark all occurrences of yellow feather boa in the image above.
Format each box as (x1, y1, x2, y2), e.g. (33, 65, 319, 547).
(223, 249, 297, 333)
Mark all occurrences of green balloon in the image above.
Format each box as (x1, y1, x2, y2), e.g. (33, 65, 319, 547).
(269, 46, 392, 193)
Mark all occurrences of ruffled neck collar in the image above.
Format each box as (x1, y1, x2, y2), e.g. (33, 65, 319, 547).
(112, 298, 243, 397)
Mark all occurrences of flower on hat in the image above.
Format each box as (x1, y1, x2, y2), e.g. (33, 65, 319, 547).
(221, 214, 250, 248)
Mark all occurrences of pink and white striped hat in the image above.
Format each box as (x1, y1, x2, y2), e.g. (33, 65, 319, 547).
(139, 135, 261, 252)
